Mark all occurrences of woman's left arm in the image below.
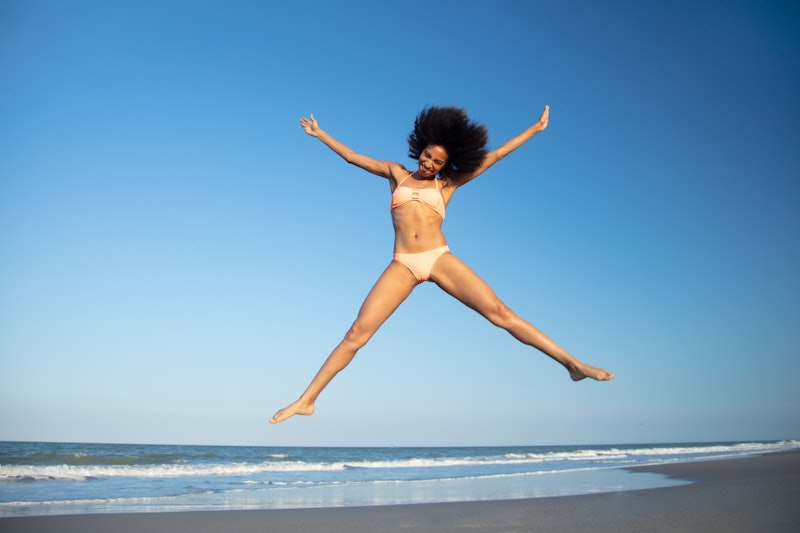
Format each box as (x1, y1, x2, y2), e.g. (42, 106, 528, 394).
(460, 105, 549, 184)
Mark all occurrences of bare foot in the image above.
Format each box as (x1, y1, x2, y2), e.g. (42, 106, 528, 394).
(269, 400, 315, 424)
(569, 363, 615, 382)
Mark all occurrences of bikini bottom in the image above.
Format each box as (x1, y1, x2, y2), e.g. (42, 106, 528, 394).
(393, 245, 450, 282)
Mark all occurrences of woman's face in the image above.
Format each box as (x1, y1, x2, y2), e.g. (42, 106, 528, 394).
(418, 144, 448, 178)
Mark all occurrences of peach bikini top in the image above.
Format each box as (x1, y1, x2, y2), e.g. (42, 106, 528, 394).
(390, 173, 445, 219)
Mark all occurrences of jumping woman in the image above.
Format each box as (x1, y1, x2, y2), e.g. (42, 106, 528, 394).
(270, 105, 614, 424)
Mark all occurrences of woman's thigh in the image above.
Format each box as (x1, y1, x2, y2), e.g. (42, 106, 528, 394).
(429, 252, 506, 320)
(348, 260, 419, 340)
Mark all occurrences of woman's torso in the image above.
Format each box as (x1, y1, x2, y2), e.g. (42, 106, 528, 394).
(390, 171, 453, 253)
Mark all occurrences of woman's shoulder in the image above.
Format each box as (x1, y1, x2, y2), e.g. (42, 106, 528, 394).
(387, 163, 412, 180)
(439, 174, 463, 190)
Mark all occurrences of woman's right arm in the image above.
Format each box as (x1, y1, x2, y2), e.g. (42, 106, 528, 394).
(300, 114, 397, 178)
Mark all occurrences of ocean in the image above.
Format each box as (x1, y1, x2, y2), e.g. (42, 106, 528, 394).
(1, 440, 797, 517)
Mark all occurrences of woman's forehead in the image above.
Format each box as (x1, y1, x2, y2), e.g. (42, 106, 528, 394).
(425, 144, 448, 160)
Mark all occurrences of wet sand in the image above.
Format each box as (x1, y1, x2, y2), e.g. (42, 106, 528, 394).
(2, 450, 798, 532)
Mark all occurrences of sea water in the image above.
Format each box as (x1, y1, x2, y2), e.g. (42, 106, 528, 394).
(1, 440, 797, 517)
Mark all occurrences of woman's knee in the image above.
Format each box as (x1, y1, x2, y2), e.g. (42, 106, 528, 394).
(342, 321, 374, 349)
(485, 300, 516, 328)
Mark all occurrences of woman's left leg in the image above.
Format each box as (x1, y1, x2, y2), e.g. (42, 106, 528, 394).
(430, 252, 614, 381)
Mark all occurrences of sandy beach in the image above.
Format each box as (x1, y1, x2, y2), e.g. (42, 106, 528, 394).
(2, 450, 798, 532)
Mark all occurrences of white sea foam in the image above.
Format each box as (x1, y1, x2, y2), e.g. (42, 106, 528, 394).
(2, 440, 797, 483)
(0, 460, 350, 481)
(2, 440, 799, 517)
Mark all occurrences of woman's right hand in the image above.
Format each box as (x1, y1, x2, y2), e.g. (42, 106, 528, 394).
(300, 114, 320, 137)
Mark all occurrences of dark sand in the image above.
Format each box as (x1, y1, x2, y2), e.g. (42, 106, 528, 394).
(2, 451, 798, 532)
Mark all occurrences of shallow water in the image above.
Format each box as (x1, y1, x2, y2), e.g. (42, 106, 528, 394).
(2, 440, 797, 517)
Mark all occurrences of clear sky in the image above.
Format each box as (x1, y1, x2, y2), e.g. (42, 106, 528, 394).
(1, 0, 798, 447)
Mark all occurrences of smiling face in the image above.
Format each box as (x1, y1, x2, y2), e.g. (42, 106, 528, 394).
(417, 144, 448, 178)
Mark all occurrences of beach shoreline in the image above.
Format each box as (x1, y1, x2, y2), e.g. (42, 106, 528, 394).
(1, 450, 798, 532)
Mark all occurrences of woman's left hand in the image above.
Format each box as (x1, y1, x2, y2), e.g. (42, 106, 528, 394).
(535, 105, 550, 132)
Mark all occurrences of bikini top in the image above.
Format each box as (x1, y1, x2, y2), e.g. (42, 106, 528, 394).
(390, 173, 446, 219)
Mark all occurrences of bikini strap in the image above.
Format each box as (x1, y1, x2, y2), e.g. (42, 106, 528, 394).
(396, 172, 414, 187)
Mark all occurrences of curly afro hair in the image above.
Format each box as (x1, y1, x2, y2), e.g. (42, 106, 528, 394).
(407, 106, 489, 179)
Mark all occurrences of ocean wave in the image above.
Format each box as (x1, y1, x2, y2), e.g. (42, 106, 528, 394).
(622, 441, 798, 456)
(0, 459, 351, 482)
(1, 451, 197, 467)
(2, 440, 797, 483)
(0, 492, 191, 509)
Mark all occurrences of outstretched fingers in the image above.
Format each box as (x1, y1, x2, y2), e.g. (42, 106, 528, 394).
(299, 113, 319, 136)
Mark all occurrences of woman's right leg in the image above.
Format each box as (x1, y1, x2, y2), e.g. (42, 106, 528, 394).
(270, 261, 419, 424)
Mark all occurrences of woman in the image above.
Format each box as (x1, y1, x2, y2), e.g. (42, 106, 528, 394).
(270, 105, 614, 424)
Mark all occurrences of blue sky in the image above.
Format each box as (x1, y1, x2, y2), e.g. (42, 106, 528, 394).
(1, 0, 798, 447)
